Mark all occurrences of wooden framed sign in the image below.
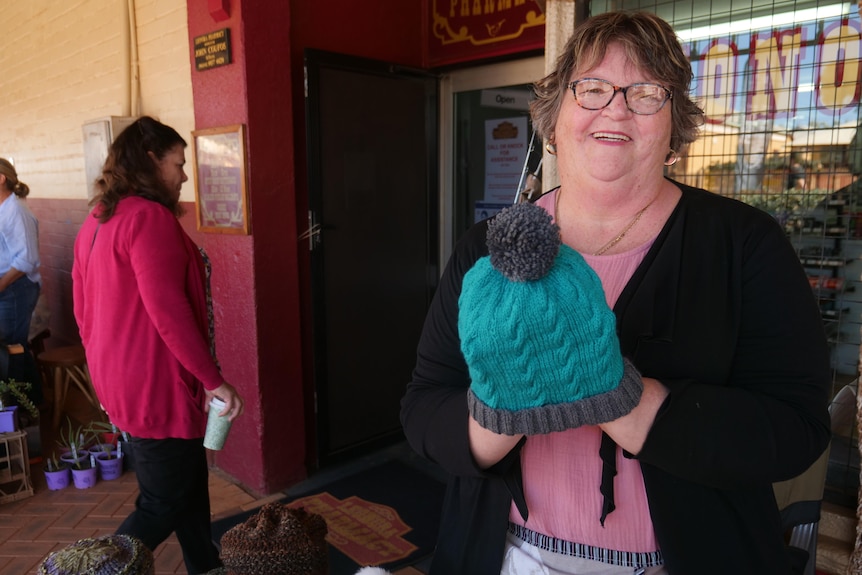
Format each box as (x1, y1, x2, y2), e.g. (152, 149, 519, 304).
(192, 124, 250, 234)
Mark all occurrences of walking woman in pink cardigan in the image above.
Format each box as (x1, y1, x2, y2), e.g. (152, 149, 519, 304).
(72, 116, 244, 574)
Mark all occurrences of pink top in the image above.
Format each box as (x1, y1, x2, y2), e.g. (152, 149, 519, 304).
(508, 190, 659, 553)
(72, 196, 223, 439)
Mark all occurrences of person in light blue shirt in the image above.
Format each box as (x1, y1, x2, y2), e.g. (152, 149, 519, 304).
(0, 158, 42, 407)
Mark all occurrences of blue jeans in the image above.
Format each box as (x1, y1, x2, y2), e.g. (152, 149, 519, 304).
(0, 277, 42, 405)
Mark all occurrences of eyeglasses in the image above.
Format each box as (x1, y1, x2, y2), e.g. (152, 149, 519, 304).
(567, 78, 672, 115)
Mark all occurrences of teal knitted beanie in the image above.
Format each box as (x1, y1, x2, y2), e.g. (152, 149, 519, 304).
(459, 202, 643, 435)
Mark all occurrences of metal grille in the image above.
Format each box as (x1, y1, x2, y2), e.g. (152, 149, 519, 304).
(591, 0, 861, 507)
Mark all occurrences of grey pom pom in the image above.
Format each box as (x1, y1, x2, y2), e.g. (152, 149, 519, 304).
(486, 202, 561, 282)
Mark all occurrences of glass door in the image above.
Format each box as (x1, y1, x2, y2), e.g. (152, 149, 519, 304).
(439, 57, 545, 262)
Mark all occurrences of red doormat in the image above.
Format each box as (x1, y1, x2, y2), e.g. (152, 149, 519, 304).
(286, 492, 417, 566)
(211, 459, 445, 574)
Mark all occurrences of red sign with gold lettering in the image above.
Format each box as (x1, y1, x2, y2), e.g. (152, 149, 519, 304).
(430, 0, 546, 67)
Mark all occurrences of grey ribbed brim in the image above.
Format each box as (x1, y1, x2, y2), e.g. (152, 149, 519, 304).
(467, 359, 644, 435)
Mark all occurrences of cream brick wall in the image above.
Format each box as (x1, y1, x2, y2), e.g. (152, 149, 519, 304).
(0, 0, 195, 200)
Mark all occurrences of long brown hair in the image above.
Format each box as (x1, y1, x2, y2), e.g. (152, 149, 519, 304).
(0, 158, 30, 198)
(92, 116, 187, 222)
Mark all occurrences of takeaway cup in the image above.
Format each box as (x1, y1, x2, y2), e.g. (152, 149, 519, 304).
(203, 397, 232, 450)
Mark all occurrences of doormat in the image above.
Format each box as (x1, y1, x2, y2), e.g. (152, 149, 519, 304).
(211, 459, 445, 574)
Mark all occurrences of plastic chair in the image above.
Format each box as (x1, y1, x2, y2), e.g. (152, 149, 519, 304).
(773, 382, 858, 574)
(773, 446, 830, 575)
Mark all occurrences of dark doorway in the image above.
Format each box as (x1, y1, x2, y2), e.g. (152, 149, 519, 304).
(304, 49, 438, 466)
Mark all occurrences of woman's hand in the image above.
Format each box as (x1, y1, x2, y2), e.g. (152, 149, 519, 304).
(0, 268, 24, 293)
(598, 377, 668, 455)
(206, 382, 245, 421)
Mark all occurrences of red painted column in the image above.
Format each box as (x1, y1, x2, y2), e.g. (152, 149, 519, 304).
(186, 0, 306, 494)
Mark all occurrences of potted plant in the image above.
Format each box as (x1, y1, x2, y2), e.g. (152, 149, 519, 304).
(0, 379, 39, 433)
(94, 442, 123, 481)
(69, 453, 97, 489)
(0, 405, 18, 434)
(56, 419, 92, 468)
(43, 452, 70, 491)
(86, 419, 134, 471)
(85, 420, 120, 453)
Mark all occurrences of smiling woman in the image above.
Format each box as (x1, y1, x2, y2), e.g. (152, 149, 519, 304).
(401, 10, 832, 575)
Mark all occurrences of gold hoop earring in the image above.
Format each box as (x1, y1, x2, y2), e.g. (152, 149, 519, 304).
(545, 141, 557, 155)
(664, 149, 679, 166)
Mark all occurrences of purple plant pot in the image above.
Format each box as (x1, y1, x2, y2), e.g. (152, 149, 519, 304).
(96, 453, 123, 481)
(71, 465, 97, 489)
(0, 406, 19, 433)
(60, 452, 88, 468)
(44, 467, 71, 491)
(88, 443, 117, 456)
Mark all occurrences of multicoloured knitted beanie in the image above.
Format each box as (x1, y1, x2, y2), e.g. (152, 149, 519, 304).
(459, 202, 643, 435)
(219, 503, 328, 575)
(38, 534, 154, 575)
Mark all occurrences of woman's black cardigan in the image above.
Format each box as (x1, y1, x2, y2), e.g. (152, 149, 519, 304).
(401, 182, 832, 575)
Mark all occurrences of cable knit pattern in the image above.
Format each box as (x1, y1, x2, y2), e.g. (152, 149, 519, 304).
(459, 202, 642, 435)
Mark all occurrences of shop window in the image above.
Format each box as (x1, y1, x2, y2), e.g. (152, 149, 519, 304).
(453, 84, 540, 237)
(591, 1, 861, 506)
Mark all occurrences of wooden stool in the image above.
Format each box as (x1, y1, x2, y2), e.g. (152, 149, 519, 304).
(36, 345, 100, 430)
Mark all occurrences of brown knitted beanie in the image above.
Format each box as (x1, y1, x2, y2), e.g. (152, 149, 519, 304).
(220, 503, 328, 575)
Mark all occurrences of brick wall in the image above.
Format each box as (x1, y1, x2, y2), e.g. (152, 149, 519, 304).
(28, 198, 90, 347)
(0, 0, 197, 345)
(0, 0, 196, 201)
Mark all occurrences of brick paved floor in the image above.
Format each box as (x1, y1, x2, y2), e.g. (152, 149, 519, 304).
(0, 449, 272, 574)
(0, 385, 426, 574)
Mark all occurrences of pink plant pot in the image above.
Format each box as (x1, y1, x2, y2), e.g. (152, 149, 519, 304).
(100, 432, 120, 446)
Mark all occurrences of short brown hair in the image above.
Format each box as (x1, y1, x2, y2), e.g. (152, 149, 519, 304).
(530, 11, 704, 153)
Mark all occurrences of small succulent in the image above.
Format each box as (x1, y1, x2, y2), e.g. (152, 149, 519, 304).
(0, 379, 39, 420)
(56, 419, 93, 461)
(45, 452, 66, 472)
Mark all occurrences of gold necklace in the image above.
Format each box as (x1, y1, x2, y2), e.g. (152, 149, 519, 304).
(554, 189, 657, 256)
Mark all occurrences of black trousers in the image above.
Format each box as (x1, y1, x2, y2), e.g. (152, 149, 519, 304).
(116, 437, 222, 574)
